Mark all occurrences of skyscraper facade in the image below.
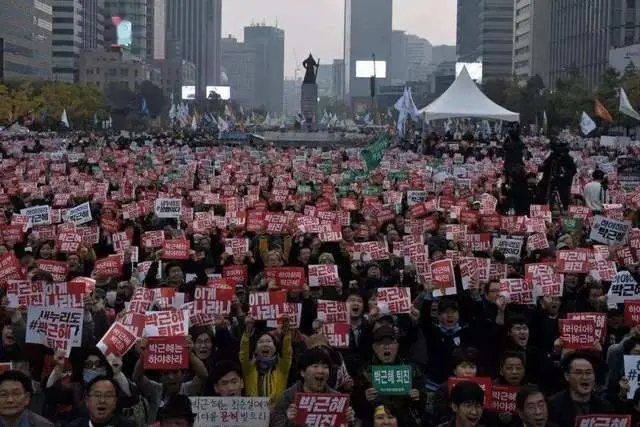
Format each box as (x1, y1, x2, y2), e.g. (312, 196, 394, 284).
(332, 59, 345, 100)
(104, 0, 148, 59)
(52, 0, 84, 82)
(390, 31, 408, 83)
(244, 25, 284, 112)
(344, 0, 392, 102)
(82, 0, 105, 51)
(221, 35, 257, 108)
(456, 0, 480, 61)
(166, 0, 222, 96)
(478, 0, 514, 80)
(512, 0, 551, 86)
(0, 0, 53, 80)
(147, 0, 165, 60)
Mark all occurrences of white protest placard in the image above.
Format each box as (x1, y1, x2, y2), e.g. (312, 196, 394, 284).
(154, 198, 182, 219)
(308, 264, 340, 287)
(144, 309, 189, 337)
(623, 355, 640, 399)
(406, 191, 426, 206)
(189, 397, 270, 427)
(20, 205, 51, 226)
(492, 236, 523, 260)
(64, 202, 92, 225)
(26, 306, 83, 356)
(589, 215, 631, 244)
(607, 271, 640, 304)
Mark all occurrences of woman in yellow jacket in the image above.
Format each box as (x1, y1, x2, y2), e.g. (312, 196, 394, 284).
(239, 314, 293, 406)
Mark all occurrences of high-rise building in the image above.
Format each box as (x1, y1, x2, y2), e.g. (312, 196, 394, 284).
(0, 0, 53, 80)
(332, 59, 345, 100)
(550, 0, 635, 89)
(316, 64, 333, 97)
(407, 34, 432, 65)
(166, 0, 222, 96)
(221, 35, 257, 108)
(344, 0, 392, 102)
(52, 0, 84, 83)
(513, 0, 550, 86)
(82, 0, 105, 51)
(104, 0, 148, 59)
(147, 0, 165, 60)
(478, 0, 514, 80)
(456, 0, 480, 61)
(283, 78, 302, 115)
(244, 25, 284, 112)
(432, 45, 457, 65)
(390, 31, 408, 82)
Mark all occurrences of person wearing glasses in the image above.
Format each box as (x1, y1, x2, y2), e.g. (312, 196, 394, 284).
(0, 370, 52, 427)
(548, 351, 614, 427)
(68, 376, 135, 427)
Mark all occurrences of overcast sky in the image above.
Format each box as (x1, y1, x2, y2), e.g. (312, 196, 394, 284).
(221, 0, 456, 78)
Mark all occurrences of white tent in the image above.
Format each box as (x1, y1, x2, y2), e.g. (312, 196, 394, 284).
(418, 67, 519, 122)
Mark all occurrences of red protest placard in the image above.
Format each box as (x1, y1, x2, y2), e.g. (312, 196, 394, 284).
(499, 279, 534, 305)
(490, 385, 519, 414)
(559, 319, 597, 349)
(430, 259, 456, 296)
(142, 230, 165, 248)
(567, 312, 607, 344)
(317, 300, 348, 323)
(0, 224, 24, 246)
(376, 287, 411, 314)
(144, 310, 189, 336)
(6, 280, 44, 308)
(93, 256, 123, 278)
(224, 238, 249, 256)
(97, 321, 138, 358)
(162, 239, 190, 260)
(193, 287, 234, 316)
(321, 323, 349, 349)
(36, 260, 68, 282)
(223, 264, 248, 286)
(447, 377, 493, 408)
(143, 336, 188, 370)
(264, 267, 306, 290)
(556, 250, 590, 274)
(624, 301, 640, 326)
(248, 291, 288, 321)
(0, 253, 24, 287)
(574, 415, 631, 427)
(56, 232, 82, 254)
(308, 264, 340, 287)
(294, 393, 350, 427)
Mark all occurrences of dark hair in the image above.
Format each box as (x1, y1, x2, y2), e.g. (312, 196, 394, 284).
(85, 375, 119, 396)
(560, 351, 597, 374)
(451, 347, 479, 372)
(0, 370, 33, 394)
(210, 360, 243, 386)
(297, 347, 333, 373)
(623, 336, 640, 355)
(500, 351, 526, 368)
(515, 385, 545, 410)
(450, 380, 484, 405)
(506, 314, 529, 331)
(71, 347, 114, 383)
(592, 169, 605, 180)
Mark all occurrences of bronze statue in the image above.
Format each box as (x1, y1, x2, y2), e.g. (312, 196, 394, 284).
(302, 54, 320, 84)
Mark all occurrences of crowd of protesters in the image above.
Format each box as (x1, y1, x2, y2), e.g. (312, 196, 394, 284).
(0, 128, 638, 427)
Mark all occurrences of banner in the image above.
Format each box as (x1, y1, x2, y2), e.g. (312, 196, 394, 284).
(154, 198, 182, 219)
(20, 205, 51, 226)
(372, 365, 412, 395)
(144, 336, 188, 370)
(189, 397, 270, 427)
(294, 393, 350, 427)
(574, 415, 631, 427)
(26, 306, 83, 356)
(589, 215, 631, 244)
(64, 202, 92, 225)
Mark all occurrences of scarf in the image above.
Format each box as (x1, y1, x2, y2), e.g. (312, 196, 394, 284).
(438, 323, 462, 335)
(256, 354, 277, 372)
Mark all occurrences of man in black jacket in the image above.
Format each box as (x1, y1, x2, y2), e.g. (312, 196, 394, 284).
(548, 352, 614, 427)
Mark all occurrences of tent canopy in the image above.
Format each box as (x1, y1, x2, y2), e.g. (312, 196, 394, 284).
(418, 67, 519, 122)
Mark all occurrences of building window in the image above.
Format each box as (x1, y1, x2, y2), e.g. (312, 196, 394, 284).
(108, 68, 116, 76)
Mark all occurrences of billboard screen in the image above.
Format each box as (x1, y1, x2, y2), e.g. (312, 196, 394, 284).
(355, 60, 387, 78)
(456, 62, 483, 82)
(111, 16, 132, 48)
(206, 86, 231, 100)
(181, 85, 196, 100)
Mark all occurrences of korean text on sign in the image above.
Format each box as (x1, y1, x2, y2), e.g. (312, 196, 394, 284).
(189, 397, 270, 427)
(294, 393, 350, 427)
(371, 365, 412, 395)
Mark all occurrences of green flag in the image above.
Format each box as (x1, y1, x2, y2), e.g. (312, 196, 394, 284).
(361, 133, 389, 171)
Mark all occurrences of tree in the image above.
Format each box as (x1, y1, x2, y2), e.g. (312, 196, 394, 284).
(548, 66, 591, 129)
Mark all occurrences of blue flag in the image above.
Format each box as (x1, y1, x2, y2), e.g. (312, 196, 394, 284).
(141, 97, 149, 115)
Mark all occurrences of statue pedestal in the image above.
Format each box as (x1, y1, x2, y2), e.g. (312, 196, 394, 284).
(300, 83, 318, 129)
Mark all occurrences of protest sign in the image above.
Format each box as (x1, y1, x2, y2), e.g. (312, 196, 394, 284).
(317, 300, 348, 323)
(294, 393, 350, 427)
(430, 259, 456, 296)
(308, 264, 340, 287)
(6, 280, 44, 308)
(144, 336, 188, 370)
(36, 260, 68, 282)
(144, 310, 189, 337)
(20, 205, 51, 226)
(142, 230, 165, 248)
(376, 287, 411, 314)
(607, 271, 640, 304)
(26, 306, 83, 355)
(162, 239, 190, 260)
(224, 238, 249, 256)
(372, 365, 412, 395)
(154, 198, 182, 219)
(223, 264, 248, 286)
(490, 385, 519, 414)
(263, 267, 306, 290)
(64, 202, 92, 225)
(189, 397, 269, 427)
(492, 237, 523, 260)
(574, 415, 631, 427)
(624, 301, 640, 326)
(559, 319, 597, 349)
(556, 250, 591, 274)
(321, 323, 349, 348)
(499, 279, 534, 305)
(94, 255, 123, 278)
(44, 281, 85, 308)
(57, 232, 82, 253)
(249, 291, 301, 328)
(567, 312, 607, 344)
(97, 321, 138, 358)
(624, 355, 640, 399)
(589, 215, 631, 244)
(193, 287, 234, 316)
(447, 377, 492, 408)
